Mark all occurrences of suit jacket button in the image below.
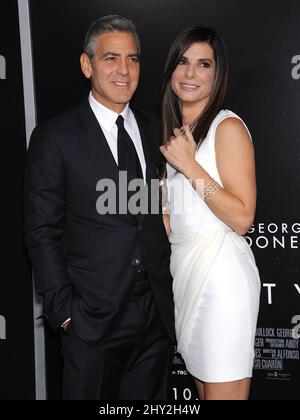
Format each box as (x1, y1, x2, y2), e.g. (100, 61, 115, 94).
(132, 258, 140, 266)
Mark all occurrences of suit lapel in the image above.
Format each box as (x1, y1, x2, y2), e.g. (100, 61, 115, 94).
(77, 99, 119, 185)
(133, 109, 160, 223)
(133, 110, 157, 185)
(76, 100, 160, 221)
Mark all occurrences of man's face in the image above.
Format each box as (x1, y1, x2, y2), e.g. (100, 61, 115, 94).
(81, 31, 140, 113)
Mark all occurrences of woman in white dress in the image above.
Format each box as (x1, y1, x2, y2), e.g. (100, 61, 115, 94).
(160, 26, 261, 400)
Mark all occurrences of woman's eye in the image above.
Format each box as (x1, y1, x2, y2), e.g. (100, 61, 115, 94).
(200, 61, 210, 68)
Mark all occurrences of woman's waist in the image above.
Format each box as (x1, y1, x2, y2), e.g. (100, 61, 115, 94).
(170, 220, 232, 237)
(169, 226, 254, 261)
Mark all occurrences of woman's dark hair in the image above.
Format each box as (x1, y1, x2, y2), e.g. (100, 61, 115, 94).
(162, 25, 228, 146)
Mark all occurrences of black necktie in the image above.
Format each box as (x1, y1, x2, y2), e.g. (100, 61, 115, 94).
(116, 115, 143, 181)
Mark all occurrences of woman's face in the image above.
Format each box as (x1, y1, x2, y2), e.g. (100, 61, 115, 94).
(171, 42, 216, 109)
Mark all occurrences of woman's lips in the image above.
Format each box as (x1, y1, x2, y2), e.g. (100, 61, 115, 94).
(180, 83, 199, 90)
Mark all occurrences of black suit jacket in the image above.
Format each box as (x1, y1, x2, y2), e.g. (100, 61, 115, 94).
(24, 100, 175, 343)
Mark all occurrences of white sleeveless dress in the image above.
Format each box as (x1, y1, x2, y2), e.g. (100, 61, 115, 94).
(166, 110, 261, 383)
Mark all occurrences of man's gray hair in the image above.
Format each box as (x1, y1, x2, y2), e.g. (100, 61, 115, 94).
(83, 15, 141, 58)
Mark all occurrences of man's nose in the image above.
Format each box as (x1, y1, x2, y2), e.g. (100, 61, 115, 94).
(117, 59, 129, 75)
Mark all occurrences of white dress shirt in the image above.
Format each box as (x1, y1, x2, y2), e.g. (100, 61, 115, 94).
(89, 92, 146, 182)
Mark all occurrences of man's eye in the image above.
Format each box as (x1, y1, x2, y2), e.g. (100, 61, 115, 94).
(129, 57, 139, 63)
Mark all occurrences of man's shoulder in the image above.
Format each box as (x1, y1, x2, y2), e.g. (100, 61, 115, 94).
(131, 105, 163, 154)
(39, 100, 87, 134)
(30, 100, 92, 149)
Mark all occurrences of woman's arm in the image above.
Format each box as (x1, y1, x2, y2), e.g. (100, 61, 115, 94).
(162, 212, 171, 237)
(160, 118, 256, 235)
(184, 118, 256, 235)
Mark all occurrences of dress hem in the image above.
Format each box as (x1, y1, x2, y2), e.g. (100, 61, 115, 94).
(187, 367, 253, 383)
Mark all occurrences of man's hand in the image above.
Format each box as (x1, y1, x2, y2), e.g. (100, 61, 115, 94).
(62, 319, 71, 331)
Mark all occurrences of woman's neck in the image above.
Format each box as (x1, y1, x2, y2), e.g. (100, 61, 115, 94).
(181, 101, 208, 126)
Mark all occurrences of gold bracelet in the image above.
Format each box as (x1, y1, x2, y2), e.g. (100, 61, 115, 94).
(204, 178, 220, 202)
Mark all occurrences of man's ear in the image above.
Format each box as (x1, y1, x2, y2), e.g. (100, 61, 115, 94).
(80, 53, 92, 79)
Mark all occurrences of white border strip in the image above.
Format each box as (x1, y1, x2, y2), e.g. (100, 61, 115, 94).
(17, 0, 46, 401)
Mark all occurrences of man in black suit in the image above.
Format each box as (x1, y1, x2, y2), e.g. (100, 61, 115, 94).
(25, 15, 175, 400)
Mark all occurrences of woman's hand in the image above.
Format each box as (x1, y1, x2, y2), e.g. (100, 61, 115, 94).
(160, 126, 197, 176)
